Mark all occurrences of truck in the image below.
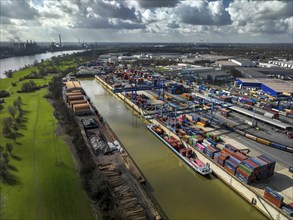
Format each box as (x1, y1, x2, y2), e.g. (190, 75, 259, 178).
(245, 120, 256, 127)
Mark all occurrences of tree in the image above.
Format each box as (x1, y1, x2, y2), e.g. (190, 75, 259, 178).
(2, 117, 13, 136)
(8, 106, 17, 120)
(0, 145, 4, 158)
(3, 152, 9, 164)
(21, 80, 37, 92)
(6, 143, 13, 155)
(13, 96, 22, 112)
(4, 70, 13, 78)
(0, 159, 9, 183)
(12, 122, 19, 133)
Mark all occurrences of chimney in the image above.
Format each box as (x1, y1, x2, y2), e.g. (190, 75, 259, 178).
(59, 34, 62, 48)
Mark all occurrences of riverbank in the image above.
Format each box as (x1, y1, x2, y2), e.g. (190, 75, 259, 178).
(0, 60, 96, 219)
(0, 49, 86, 78)
(94, 75, 291, 220)
(62, 80, 164, 219)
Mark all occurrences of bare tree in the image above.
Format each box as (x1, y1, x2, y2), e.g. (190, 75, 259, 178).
(7, 106, 17, 120)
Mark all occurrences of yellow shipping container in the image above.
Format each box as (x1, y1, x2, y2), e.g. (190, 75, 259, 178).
(256, 138, 271, 146)
(197, 122, 205, 127)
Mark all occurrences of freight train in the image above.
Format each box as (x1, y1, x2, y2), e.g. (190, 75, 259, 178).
(224, 124, 293, 153)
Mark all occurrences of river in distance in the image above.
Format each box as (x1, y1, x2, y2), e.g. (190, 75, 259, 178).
(80, 79, 266, 220)
(0, 50, 85, 78)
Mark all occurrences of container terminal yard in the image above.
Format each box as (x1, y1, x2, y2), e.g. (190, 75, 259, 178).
(67, 55, 293, 219)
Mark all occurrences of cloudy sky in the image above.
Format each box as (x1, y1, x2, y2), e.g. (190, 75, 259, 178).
(1, 0, 292, 43)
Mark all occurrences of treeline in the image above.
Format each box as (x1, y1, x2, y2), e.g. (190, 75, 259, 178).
(47, 74, 118, 219)
(1, 97, 23, 183)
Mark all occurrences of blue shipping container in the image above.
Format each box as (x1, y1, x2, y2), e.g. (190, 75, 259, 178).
(265, 187, 284, 201)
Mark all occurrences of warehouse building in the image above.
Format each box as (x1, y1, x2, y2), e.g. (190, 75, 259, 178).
(269, 60, 293, 69)
(235, 67, 293, 79)
(216, 60, 238, 68)
(235, 78, 293, 96)
(197, 71, 232, 81)
(235, 67, 267, 78)
(231, 59, 257, 67)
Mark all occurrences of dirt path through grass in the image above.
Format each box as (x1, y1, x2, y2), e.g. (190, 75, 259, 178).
(33, 95, 41, 219)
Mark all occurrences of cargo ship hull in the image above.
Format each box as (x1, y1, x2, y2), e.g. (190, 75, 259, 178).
(147, 124, 212, 176)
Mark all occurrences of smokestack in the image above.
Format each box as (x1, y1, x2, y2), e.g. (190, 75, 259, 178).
(59, 34, 62, 48)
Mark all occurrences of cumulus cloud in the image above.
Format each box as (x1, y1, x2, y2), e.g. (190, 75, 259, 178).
(228, 0, 293, 33)
(75, 0, 141, 22)
(76, 16, 146, 29)
(136, 0, 180, 8)
(1, 0, 39, 20)
(0, 0, 292, 43)
(175, 0, 232, 26)
(168, 21, 180, 28)
(1, 17, 12, 25)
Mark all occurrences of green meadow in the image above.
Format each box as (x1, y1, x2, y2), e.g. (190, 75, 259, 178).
(0, 65, 95, 219)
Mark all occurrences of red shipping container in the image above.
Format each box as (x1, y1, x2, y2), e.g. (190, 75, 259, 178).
(222, 148, 234, 156)
(232, 151, 248, 161)
(264, 193, 282, 208)
(224, 166, 236, 175)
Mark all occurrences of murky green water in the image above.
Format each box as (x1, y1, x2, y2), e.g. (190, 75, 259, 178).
(81, 79, 266, 220)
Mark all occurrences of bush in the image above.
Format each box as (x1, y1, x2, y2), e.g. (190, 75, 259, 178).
(0, 90, 10, 98)
(20, 80, 37, 92)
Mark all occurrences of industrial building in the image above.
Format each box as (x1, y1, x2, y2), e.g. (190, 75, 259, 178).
(269, 60, 293, 69)
(180, 67, 214, 76)
(235, 78, 293, 96)
(216, 60, 238, 68)
(235, 67, 293, 79)
(197, 71, 232, 81)
(235, 67, 267, 78)
(231, 59, 257, 67)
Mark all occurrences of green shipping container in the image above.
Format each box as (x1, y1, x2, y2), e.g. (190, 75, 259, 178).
(239, 164, 252, 175)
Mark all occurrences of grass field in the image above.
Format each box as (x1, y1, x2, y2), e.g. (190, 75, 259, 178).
(0, 69, 95, 219)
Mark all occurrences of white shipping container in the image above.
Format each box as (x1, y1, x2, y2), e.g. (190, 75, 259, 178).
(264, 112, 275, 119)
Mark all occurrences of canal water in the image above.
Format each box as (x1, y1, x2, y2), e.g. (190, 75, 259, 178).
(81, 79, 266, 220)
(0, 50, 85, 78)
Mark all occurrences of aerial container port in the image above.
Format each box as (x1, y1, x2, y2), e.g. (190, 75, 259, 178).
(89, 63, 293, 219)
